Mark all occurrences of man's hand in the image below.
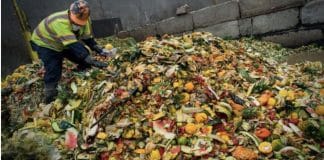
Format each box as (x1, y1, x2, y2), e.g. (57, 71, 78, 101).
(84, 56, 107, 68)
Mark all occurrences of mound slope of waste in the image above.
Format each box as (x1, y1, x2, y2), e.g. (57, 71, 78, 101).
(2, 32, 323, 160)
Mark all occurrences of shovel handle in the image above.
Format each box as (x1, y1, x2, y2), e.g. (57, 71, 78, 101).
(90, 87, 138, 128)
(90, 106, 114, 128)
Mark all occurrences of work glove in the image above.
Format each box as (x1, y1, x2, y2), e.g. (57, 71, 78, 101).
(92, 45, 104, 55)
(84, 56, 108, 68)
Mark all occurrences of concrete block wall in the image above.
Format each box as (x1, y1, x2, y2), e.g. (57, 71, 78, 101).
(126, 0, 324, 47)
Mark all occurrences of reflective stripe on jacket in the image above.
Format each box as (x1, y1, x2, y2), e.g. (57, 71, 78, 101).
(31, 10, 92, 52)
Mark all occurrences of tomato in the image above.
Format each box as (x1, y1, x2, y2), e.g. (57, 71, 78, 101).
(255, 128, 271, 139)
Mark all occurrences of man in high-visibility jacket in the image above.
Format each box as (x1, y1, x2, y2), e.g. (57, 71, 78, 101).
(31, 0, 109, 103)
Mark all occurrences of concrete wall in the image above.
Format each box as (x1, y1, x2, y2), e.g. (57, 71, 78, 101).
(126, 0, 324, 47)
(17, 0, 215, 31)
(2, 0, 31, 77)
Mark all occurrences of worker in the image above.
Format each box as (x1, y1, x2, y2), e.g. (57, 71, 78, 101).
(31, 0, 109, 104)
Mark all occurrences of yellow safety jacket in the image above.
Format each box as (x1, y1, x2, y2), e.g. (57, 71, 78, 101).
(31, 10, 92, 52)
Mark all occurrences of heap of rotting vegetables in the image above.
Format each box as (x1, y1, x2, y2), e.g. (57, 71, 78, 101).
(1, 32, 323, 160)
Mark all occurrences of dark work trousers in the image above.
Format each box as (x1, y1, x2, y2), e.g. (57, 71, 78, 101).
(31, 42, 90, 88)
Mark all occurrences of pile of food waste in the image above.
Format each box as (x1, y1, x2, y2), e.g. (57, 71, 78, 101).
(235, 38, 324, 63)
(2, 32, 323, 160)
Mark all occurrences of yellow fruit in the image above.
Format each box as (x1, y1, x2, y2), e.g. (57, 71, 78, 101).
(97, 132, 108, 139)
(279, 89, 288, 97)
(180, 93, 190, 103)
(123, 129, 135, 139)
(185, 123, 198, 134)
(217, 70, 226, 77)
(105, 43, 113, 50)
(267, 98, 276, 107)
(201, 126, 213, 134)
(217, 132, 230, 143)
(223, 83, 234, 90)
(184, 82, 194, 92)
(134, 149, 146, 154)
(287, 90, 295, 100)
(194, 113, 208, 123)
(259, 94, 271, 106)
(290, 112, 298, 119)
(232, 146, 258, 160)
(183, 35, 192, 43)
(258, 142, 273, 154)
(153, 77, 162, 83)
(315, 105, 324, 116)
(150, 149, 161, 160)
(173, 81, 182, 88)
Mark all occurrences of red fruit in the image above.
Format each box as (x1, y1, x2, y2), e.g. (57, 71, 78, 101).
(255, 128, 271, 139)
(214, 123, 226, 132)
(194, 75, 206, 86)
(289, 118, 299, 125)
(159, 147, 165, 156)
(170, 146, 180, 154)
(115, 89, 125, 96)
(178, 126, 186, 134)
(100, 152, 109, 160)
(268, 110, 276, 120)
(65, 129, 78, 150)
(232, 137, 239, 145)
